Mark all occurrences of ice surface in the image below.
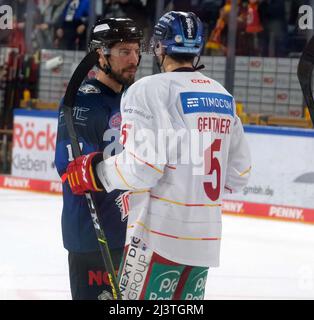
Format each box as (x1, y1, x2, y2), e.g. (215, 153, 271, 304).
(0, 189, 313, 300)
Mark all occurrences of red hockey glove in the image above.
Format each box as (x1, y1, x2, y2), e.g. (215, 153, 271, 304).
(66, 152, 104, 195)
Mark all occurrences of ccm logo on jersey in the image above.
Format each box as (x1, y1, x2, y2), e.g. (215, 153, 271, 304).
(191, 79, 210, 84)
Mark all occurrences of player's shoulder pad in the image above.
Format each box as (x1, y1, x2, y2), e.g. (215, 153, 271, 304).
(208, 76, 234, 98)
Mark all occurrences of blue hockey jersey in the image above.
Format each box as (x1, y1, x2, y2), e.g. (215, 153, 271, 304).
(54, 78, 126, 252)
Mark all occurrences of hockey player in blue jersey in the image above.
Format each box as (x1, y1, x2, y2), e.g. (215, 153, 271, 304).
(54, 18, 143, 300)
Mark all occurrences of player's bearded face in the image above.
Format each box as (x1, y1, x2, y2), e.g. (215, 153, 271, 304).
(109, 42, 141, 86)
(110, 64, 137, 86)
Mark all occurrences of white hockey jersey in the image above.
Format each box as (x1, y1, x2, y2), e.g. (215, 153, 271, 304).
(96, 70, 251, 267)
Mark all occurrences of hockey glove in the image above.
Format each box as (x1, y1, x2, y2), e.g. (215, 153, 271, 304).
(66, 152, 104, 195)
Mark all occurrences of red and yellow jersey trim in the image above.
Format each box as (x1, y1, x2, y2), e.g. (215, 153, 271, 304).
(150, 194, 222, 207)
(114, 157, 136, 189)
(240, 166, 251, 177)
(128, 151, 164, 174)
(128, 221, 221, 241)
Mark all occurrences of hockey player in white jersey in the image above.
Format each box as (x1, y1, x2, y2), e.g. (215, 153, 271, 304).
(66, 11, 251, 300)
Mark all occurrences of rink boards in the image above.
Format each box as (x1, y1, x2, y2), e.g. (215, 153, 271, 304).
(1, 110, 314, 224)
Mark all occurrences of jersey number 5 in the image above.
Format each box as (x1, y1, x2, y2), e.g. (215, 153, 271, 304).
(121, 123, 132, 145)
(203, 139, 222, 201)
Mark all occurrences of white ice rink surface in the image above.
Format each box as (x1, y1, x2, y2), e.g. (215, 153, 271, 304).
(1, 189, 314, 300)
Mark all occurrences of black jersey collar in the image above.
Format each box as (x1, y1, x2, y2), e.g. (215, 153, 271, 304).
(172, 67, 196, 72)
(89, 78, 123, 96)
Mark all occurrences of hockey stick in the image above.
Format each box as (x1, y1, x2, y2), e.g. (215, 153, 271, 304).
(298, 35, 314, 127)
(62, 51, 122, 300)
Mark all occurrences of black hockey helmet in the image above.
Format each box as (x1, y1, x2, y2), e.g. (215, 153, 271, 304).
(89, 18, 143, 52)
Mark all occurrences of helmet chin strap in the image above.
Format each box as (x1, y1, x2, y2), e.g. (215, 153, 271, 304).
(153, 48, 165, 73)
(99, 55, 112, 74)
(98, 64, 111, 74)
(193, 55, 205, 71)
(137, 55, 142, 67)
(95, 51, 112, 75)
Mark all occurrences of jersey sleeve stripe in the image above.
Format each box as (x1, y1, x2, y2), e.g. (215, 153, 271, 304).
(239, 166, 252, 177)
(129, 221, 221, 241)
(128, 151, 164, 174)
(150, 194, 222, 207)
(114, 157, 136, 190)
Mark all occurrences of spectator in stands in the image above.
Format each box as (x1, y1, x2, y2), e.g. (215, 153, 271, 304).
(34, 0, 68, 49)
(55, 0, 89, 50)
(245, 0, 264, 56)
(0, 66, 6, 81)
(4, 0, 27, 53)
(259, 0, 288, 57)
(205, 0, 246, 56)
